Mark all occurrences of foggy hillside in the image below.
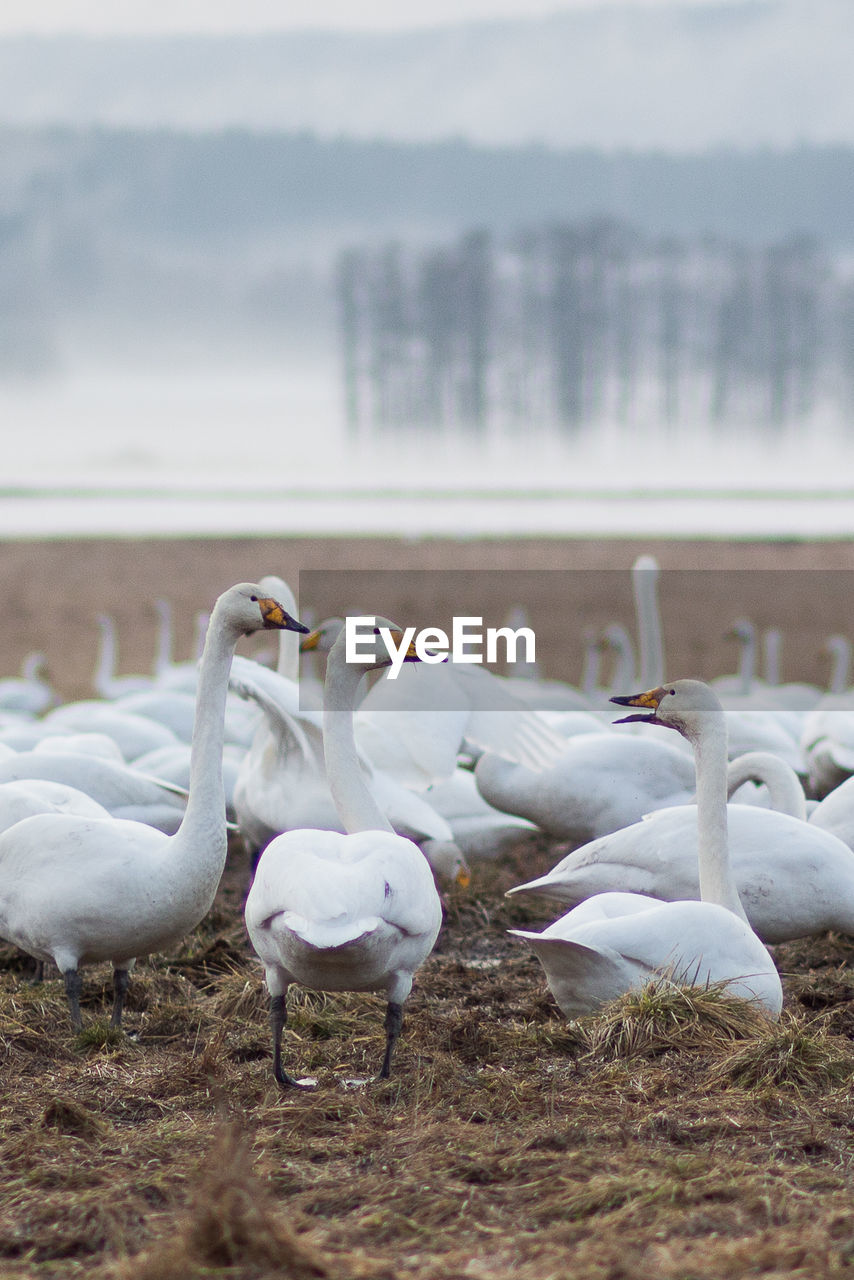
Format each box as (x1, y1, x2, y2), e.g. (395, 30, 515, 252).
(0, 1, 849, 151)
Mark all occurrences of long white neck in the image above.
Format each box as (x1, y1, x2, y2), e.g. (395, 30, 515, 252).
(94, 614, 117, 696)
(762, 629, 781, 686)
(633, 557, 664, 689)
(826, 636, 851, 695)
(691, 709, 749, 922)
(154, 599, 173, 677)
(726, 750, 807, 820)
(323, 639, 393, 834)
(176, 600, 235, 854)
(737, 625, 756, 695)
(21, 652, 46, 683)
(604, 625, 636, 693)
(580, 629, 600, 699)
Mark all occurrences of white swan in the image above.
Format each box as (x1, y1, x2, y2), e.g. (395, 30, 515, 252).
(92, 613, 155, 700)
(823, 635, 852, 697)
(425, 767, 539, 862)
(475, 730, 697, 844)
(0, 583, 307, 1030)
(353, 655, 565, 792)
(244, 620, 443, 1086)
(42, 700, 179, 761)
(152, 603, 210, 693)
(0, 779, 111, 834)
(230, 657, 469, 884)
(0, 652, 57, 716)
(725, 750, 807, 819)
(508, 684, 854, 945)
(632, 555, 665, 690)
(508, 681, 783, 1019)
(0, 747, 193, 832)
(713, 618, 761, 701)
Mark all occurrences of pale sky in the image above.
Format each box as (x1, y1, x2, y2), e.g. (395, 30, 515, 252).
(0, 0, 736, 37)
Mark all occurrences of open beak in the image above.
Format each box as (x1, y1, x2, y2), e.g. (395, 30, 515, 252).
(259, 598, 310, 634)
(610, 685, 667, 725)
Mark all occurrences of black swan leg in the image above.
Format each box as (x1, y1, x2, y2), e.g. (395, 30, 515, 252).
(270, 993, 311, 1088)
(64, 969, 83, 1030)
(111, 968, 129, 1027)
(379, 1001, 404, 1080)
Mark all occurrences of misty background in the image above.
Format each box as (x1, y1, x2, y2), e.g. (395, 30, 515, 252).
(2, 0, 853, 491)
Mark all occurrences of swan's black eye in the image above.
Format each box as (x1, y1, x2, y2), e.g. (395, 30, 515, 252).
(250, 595, 258, 602)
(669, 688, 676, 696)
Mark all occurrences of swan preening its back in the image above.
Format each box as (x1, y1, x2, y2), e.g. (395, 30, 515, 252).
(508, 680, 783, 1020)
(0, 584, 309, 1030)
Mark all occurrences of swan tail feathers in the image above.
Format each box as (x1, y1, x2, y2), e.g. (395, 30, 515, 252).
(278, 913, 384, 951)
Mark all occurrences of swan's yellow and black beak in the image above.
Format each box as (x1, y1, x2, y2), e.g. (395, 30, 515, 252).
(259, 598, 310, 634)
(300, 629, 322, 652)
(610, 685, 667, 725)
(387, 629, 420, 662)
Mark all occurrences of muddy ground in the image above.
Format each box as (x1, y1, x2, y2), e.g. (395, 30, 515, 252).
(1, 534, 854, 1279)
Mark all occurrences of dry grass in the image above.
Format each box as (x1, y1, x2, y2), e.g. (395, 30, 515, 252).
(1, 845, 854, 1279)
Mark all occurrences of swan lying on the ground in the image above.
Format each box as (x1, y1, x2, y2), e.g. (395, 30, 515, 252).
(475, 730, 697, 844)
(508, 681, 783, 1019)
(508, 691, 854, 944)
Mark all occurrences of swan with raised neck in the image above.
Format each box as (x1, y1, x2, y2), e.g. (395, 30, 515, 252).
(508, 679, 783, 1019)
(244, 618, 444, 1086)
(0, 582, 308, 1032)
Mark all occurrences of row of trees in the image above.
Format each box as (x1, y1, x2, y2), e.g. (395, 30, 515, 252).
(337, 221, 850, 436)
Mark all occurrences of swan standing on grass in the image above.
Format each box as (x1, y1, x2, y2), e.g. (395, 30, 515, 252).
(508, 681, 783, 1019)
(244, 620, 443, 1087)
(0, 583, 308, 1031)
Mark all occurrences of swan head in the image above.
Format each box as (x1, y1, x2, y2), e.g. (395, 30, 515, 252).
(300, 617, 345, 655)
(215, 583, 310, 638)
(328, 616, 421, 672)
(725, 618, 755, 643)
(610, 678, 725, 743)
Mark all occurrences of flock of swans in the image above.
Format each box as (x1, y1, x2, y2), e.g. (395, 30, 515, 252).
(0, 558, 852, 1082)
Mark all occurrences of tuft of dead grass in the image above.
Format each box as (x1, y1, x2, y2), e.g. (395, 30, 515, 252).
(707, 1012, 854, 1093)
(41, 1095, 109, 1141)
(579, 978, 773, 1062)
(108, 1122, 333, 1280)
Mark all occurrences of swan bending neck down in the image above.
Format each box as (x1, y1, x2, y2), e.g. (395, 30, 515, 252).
(244, 621, 443, 1087)
(509, 680, 782, 1020)
(0, 584, 308, 1031)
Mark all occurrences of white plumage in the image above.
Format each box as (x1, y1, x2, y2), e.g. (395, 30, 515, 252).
(0, 583, 307, 1031)
(244, 619, 443, 1086)
(508, 680, 783, 1020)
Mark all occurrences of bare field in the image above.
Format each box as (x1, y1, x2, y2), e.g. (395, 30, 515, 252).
(5, 534, 854, 702)
(1, 534, 854, 1279)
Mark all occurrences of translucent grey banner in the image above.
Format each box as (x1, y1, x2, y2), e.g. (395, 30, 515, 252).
(296, 568, 854, 713)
